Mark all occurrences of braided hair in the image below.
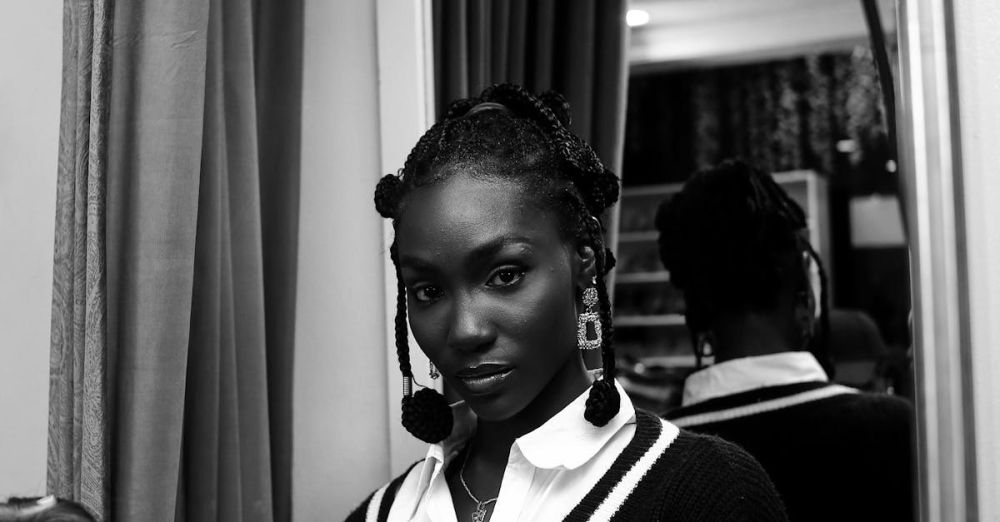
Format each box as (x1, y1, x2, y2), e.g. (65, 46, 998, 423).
(655, 159, 833, 375)
(373, 84, 622, 443)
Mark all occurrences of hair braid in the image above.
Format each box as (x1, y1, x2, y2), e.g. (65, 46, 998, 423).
(583, 218, 621, 426)
(392, 251, 411, 378)
(805, 242, 834, 378)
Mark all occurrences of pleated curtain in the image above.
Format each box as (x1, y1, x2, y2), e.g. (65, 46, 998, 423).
(48, 0, 302, 520)
(432, 0, 629, 177)
(48, 0, 113, 518)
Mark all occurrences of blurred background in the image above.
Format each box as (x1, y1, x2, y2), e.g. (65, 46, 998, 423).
(1, 0, 998, 520)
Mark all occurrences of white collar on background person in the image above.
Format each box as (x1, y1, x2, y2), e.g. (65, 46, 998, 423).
(681, 351, 829, 407)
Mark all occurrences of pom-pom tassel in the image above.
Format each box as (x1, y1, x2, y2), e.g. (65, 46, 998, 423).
(401, 387, 453, 443)
(584, 379, 620, 427)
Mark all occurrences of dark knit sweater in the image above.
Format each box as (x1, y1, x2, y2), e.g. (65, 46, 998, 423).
(666, 381, 915, 522)
(348, 410, 787, 521)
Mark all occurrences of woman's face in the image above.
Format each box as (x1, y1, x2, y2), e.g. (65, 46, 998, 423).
(396, 173, 592, 425)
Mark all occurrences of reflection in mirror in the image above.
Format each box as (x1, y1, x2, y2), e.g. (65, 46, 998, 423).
(617, 1, 916, 520)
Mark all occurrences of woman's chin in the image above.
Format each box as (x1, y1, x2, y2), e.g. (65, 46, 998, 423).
(463, 394, 525, 424)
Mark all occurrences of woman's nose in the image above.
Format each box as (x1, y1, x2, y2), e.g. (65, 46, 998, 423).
(446, 295, 496, 352)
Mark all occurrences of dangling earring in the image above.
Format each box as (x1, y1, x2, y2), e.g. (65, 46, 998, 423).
(578, 286, 602, 350)
(429, 361, 440, 380)
(695, 332, 715, 368)
(697, 332, 715, 358)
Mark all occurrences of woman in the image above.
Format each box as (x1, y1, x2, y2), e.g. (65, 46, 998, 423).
(349, 84, 786, 522)
(657, 160, 914, 522)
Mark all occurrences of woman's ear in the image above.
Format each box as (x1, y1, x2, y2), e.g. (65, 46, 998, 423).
(575, 244, 598, 288)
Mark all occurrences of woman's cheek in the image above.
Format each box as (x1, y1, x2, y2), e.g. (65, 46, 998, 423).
(408, 308, 446, 362)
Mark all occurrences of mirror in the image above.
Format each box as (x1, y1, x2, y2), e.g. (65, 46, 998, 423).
(615, 0, 917, 519)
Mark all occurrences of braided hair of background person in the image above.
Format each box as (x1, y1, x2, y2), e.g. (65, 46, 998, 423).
(373, 84, 621, 443)
(656, 159, 833, 376)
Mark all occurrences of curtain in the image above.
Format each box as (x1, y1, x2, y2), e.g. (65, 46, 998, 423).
(624, 48, 892, 186)
(432, 0, 629, 177)
(49, 0, 302, 520)
(48, 1, 113, 519)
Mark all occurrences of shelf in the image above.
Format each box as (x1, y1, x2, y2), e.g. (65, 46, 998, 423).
(617, 231, 659, 243)
(621, 183, 683, 198)
(614, 314, 686, 327)
(634, 355, 700, 368)
(615, 271, 671, 284)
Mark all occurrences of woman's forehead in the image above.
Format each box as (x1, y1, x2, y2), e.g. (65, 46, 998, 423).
(396, 175, 564, 256)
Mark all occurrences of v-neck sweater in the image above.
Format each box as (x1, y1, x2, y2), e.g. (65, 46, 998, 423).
(348, 410, 787, 522)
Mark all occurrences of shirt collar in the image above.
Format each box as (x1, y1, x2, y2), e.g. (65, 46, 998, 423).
(424, 379, 636, 472)
(425, 400, 477, 467)
(516, 379, 635, 471)
(682, 351, 828, 407)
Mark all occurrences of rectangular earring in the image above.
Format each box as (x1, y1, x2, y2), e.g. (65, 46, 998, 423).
(578, 287, 602, 350)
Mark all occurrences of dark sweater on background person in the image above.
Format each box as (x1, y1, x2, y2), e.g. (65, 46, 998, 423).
(349, 410, 788, 522)
(666, 381, 915, 522)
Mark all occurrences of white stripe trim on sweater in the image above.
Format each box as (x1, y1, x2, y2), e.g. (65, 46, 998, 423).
(671, 384, 858, 428)
(365, 483, 389, 522)
(586, 418, 681, 521)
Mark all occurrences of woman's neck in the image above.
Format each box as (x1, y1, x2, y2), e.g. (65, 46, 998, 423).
(712, 314, 795, 363)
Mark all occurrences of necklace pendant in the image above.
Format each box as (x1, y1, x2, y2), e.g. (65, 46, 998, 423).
(471, 503, 488, 522)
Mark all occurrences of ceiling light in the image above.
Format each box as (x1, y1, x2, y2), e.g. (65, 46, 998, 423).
(626, 9, 650, 27)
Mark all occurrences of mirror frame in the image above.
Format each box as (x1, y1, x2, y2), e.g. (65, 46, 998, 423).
(896, 0, 982, 519)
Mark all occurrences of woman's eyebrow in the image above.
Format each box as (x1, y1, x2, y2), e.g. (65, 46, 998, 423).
(398, 234, 533, 272)
(465, 235, 533, 267)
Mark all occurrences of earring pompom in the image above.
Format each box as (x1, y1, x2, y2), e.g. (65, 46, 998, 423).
(584, 379, 620, 427)
(401, 387, 453, 443)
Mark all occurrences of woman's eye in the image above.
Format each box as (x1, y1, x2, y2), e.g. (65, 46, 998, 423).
(413, 285, 443, 303)
(487, 267, 525, 287)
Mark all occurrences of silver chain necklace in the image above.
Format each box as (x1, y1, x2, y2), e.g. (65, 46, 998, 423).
(459, 439, 498, 522)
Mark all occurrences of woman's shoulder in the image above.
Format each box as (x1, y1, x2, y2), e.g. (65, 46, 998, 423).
(566, 411, 785, 521)
(647, 425, 789, 521)
(345, 459, 425, 522)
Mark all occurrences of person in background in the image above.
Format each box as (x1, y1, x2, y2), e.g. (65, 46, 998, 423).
(348, 85, 786, 521)
(0, 496, 95, 521)
(656, 159, 914, 522)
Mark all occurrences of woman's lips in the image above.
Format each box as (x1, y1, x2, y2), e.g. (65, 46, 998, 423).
(456, 365, 513, 395)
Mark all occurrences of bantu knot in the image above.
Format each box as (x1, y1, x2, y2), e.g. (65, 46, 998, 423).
(374, 174, 403, 219)
(401, 387, 453, 443)
(584, 379, 620, 427)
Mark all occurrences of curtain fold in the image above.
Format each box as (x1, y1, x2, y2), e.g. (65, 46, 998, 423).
(433, 0, 629, 175)
(48, 0, 113, 519)
(50, 0, 302, 520)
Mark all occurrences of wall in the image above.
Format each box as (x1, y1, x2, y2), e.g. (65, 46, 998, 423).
(0, 2, 62, 498)
(629, 0, 896, 69)
(0, 0, 410, 513)
(293, 0, 392, 519)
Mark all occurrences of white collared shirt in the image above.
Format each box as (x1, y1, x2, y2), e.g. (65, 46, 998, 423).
(386, 380, 638, 522)
(681, 351, 829, 407)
